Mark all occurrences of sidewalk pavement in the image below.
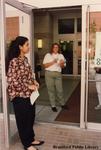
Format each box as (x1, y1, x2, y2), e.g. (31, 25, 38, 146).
(1, 118, 101, 150)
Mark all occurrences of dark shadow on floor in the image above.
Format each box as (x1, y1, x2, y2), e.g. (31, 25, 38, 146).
(55, 82, 80, 123)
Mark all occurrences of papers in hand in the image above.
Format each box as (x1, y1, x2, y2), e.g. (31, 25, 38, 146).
(30, 90, 39, 105)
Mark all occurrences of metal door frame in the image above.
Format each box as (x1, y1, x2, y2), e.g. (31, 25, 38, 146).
(87, 4, 101, 130)
(0, 0, 34, 148)
(81, 4, 101, 130)
(0, 3, 87, 149)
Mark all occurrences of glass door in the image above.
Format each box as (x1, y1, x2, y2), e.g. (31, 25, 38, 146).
(0, 0, 33, 148)
(85, 4, 101, 130)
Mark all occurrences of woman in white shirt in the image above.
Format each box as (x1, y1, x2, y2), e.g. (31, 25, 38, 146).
(43, 43, 68, 112)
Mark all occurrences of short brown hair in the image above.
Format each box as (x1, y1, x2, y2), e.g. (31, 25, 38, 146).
(50, 43, 61, 54)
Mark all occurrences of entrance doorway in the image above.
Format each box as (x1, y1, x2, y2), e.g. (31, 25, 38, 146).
(33, 6, 82, 125)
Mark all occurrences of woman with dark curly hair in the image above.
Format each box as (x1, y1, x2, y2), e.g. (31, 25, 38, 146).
(6, 36, 44, 150)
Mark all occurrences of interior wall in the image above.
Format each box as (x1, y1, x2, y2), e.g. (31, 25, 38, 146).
(34, 12, 53, 60)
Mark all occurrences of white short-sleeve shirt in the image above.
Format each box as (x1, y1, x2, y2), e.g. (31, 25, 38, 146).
(43, 53, 66, 72)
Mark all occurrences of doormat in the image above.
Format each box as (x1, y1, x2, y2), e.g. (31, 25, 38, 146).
(55, 82, 80, 123)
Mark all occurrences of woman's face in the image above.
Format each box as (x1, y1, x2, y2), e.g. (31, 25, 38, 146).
(20, 40, 30, 54)
(52, 45, 59, 54)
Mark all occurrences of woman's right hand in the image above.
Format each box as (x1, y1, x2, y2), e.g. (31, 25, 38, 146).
(28, 84, 37, 91)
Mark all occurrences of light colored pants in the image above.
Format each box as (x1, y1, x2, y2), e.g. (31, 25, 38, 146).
(45, 70, 65, 107)
(95, 73, 101, 105)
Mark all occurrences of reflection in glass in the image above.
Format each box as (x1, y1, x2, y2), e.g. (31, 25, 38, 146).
(88, 12, 101, 123)
(88, 82, 101, 123)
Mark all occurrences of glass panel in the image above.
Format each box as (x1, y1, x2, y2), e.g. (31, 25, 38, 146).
(5, 4, 31, 149)
(0, 29, 4, 148)
(87, 11, 101, 123)
(5, 4, 31, 114)
(5, 4, 19, 115)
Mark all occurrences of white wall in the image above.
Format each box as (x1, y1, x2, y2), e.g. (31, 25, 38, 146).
(19, 0, 101, 8)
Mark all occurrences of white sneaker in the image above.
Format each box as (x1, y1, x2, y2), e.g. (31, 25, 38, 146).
(95, 105, 101, 110)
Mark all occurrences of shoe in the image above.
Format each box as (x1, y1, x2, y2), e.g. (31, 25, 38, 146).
(95, 105, 101, 110)
(31, 140, 45, 146)
(24, 146, 38, 150)
(61, 105, 68, 110)
(51, 107, 58, 112)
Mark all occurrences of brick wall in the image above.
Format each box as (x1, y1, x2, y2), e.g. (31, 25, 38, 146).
(6, 17, 19, 42)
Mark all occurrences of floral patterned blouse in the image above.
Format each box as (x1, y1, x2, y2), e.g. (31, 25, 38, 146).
(7, 56, 34, 100)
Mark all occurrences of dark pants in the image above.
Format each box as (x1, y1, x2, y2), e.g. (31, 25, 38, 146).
(12, 97, 35, 148)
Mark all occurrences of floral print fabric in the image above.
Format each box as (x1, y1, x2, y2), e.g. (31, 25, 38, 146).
(7, 56, 34, 100)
